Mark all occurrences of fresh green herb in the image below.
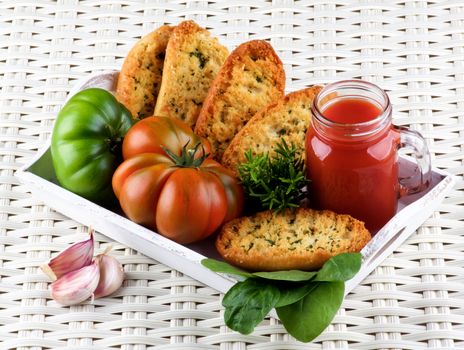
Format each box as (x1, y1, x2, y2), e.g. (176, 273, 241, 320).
(192, 98, 202, 106)
(189, 49, 208, 69)
(201, 252, 361, 343)
(237, 139, 307, 212)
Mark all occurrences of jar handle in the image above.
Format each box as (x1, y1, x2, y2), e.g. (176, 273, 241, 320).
(395, 126, 432, 195)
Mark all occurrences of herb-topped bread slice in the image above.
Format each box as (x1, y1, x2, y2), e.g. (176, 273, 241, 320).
(153, 20, 229, 128)
(116, 25, 173, 119)
(194, 40, 285, 160)
(221, 85, 322, 174)
(216, 208, 371, 271)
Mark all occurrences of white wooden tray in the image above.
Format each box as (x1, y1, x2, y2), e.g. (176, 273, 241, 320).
(15, 71, 456, 295)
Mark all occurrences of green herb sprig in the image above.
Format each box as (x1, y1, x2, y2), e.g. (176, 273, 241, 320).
(202, 252, 362, 343)
(238, 139, 307, 212)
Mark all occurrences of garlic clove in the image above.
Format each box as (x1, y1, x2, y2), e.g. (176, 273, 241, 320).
(41, 228, 94, 281)
(93, 254, 124, 299)
(50, 259, 100, 306)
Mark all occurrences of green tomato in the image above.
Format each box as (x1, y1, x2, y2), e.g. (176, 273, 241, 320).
(51, 88, 134, 205)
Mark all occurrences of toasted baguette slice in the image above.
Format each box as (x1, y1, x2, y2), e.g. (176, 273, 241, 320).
(116, 25, 173, 119)
(194, 40, 285, 160)
(216, 208, 371, 271)
(153, 20, 229, 128)
(221, 85, 322, 174)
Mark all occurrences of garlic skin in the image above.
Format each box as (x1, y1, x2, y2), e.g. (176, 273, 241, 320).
(41, 229, 94, 281)
(50, 260, 100, 306)
(93, 254, 124, 298)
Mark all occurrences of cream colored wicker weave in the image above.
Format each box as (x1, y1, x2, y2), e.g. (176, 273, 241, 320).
(1, 1, 463, 349)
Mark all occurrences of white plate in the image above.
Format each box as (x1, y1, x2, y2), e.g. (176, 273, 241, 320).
(16, 70, 457, 295)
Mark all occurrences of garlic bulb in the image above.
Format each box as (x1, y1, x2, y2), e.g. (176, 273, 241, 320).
(50, 260, 100, 306)
(41, 228, 126, 306)
(93, 254, 124, 298)
(41, 228, 94, 281)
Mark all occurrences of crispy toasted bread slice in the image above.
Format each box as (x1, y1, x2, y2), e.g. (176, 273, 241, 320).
(194, 40, 285, 159)
(221, 85, 322, 174)
(116, 25, 173, 119)
(216, 208, 371, 271)
(153, 20, 229, 128)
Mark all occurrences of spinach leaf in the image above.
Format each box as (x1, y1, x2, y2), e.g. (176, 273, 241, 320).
(276, 281, 345, 343)
(315, 252, 362, 282)
(253, 270, 317, 282)
(202, 253, 363, 342)
(201, 258, 316, 282)
(222, 279, 280, 335)
(202, 253, 361, 283)
(201, 259, 252, 278)
(275, 282, 317, 308)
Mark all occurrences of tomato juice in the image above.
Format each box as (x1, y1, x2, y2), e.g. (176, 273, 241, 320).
(322, 98, 382, 124)
(306, 86, 401, 232)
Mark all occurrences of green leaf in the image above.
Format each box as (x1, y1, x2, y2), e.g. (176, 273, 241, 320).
(276, 281, 345, 342)
(203, 255, 362, 341)
(237, 139, 307, 212)
(252, 270, 317, 282)
(222, 279, 280, 335)
(315, 253, 362, 282)
(201, 259, 252, 278)
(275, 282, 317, 308)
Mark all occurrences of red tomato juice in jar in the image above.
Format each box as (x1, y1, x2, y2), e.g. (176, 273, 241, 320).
(305, 80, 431, 232)
(323, 99, 381, 124)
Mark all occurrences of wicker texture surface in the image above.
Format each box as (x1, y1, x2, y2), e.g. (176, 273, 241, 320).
(1, 1, 464, 349)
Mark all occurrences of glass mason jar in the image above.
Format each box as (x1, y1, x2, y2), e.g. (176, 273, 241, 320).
(305, 80, 431, 232)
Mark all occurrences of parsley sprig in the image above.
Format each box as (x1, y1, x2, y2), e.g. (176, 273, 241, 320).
(237, 139, 307, 212)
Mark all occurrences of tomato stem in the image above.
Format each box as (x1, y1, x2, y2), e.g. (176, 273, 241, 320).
(163, 141, 209, 168)
(107, 137, 123, 162)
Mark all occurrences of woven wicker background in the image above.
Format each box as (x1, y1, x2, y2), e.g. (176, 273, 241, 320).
(1, 1, 464, 349)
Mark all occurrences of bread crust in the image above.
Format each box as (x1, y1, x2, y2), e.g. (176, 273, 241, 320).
(116, 25, 173, 119)
(216, 208, 371, 271)
(153, 20, 229, 128)
(221, 85, 322, 174)
(194, 40, 285, 160)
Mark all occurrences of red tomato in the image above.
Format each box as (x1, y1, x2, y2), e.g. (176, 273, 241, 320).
(122, 116, 211, 160)
(113, 117, 244, 244)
